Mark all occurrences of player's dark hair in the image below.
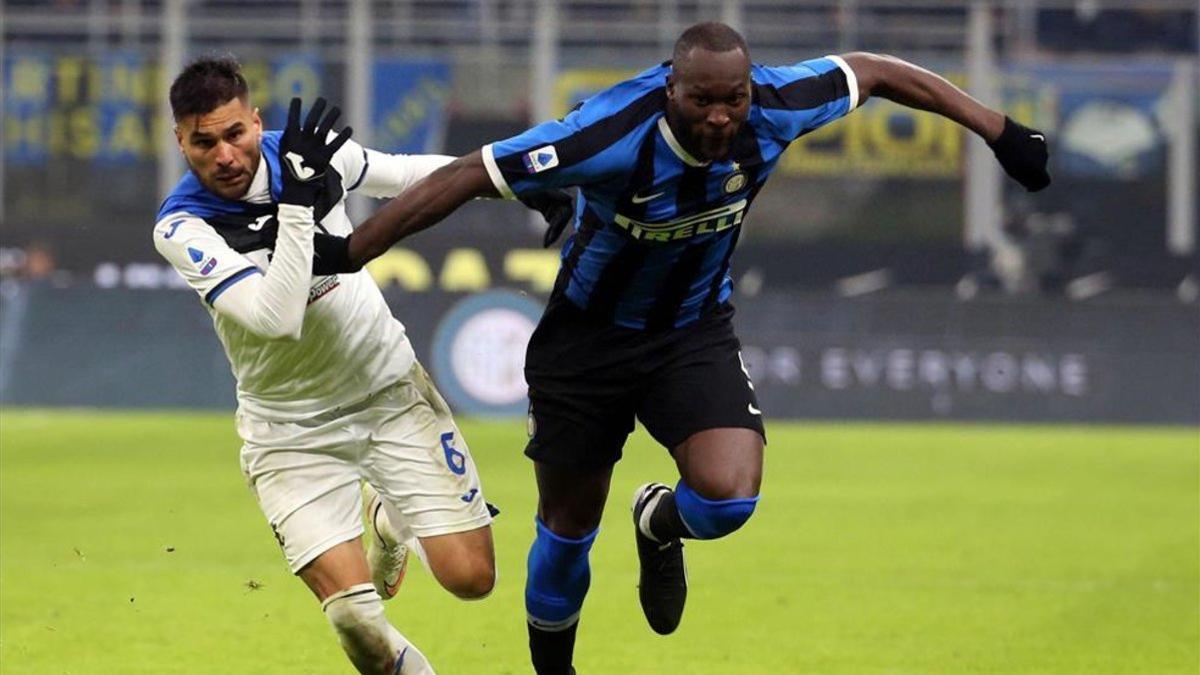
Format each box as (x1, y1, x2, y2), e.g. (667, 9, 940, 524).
(169, 55, 249, 121)
(672, 22, 750, 65)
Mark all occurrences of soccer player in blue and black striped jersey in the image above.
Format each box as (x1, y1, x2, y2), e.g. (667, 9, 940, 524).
(325, 22, 1050, 674)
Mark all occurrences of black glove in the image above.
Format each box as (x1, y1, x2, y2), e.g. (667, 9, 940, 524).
(311, 232, 361, 275)
(988, 116, 1051, 193)
(279, 97, 353, 207)
(520, 189, 576, 248)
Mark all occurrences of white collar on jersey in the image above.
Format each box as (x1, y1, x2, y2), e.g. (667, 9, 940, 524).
(241, 151, 273, 205)
(658, 117, 711, 168)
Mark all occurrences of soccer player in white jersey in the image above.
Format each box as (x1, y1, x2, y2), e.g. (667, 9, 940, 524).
(152, 57, 566, 674)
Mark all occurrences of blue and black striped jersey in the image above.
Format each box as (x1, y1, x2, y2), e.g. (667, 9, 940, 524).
(482, 56, 859, 330)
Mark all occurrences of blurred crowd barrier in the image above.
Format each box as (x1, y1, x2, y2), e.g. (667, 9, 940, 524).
(2, 284, 1196, 424)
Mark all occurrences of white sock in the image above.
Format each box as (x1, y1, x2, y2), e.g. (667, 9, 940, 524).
(322, 584, 435, 674)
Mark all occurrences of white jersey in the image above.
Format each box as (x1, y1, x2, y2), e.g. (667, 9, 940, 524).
(154, 131, 452, 421)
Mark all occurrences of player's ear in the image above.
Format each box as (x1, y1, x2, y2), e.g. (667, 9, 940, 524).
(173, 123, 185, 152)
(665, 72, 676, 102)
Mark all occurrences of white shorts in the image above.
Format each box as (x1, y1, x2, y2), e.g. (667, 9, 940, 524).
(237, 363, 492, 573)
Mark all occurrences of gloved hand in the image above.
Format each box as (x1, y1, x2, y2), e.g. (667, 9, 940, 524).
(988, 116, 1051, 192)
(520, 189, 576, 248)
(311, 232, 361, 275)
(279, 97, 353, 207)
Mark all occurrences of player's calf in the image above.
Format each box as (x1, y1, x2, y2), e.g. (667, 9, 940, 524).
(322, 583, 435, 674)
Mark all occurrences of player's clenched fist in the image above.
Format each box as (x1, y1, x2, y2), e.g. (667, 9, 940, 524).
(989, 116, 1051, 192)
(279, 97, 353, 207)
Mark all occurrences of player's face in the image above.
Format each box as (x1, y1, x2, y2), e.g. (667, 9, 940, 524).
(175, 97, 263, 200)
(667, 47, 751, 162)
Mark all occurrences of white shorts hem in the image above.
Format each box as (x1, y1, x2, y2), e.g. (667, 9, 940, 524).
(288, 526, 364, 574)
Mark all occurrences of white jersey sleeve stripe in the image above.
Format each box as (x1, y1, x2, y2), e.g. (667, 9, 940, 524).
(824, 54, 860, 111)
(481, 143, 516, 200)
(205, 266, 262, 305)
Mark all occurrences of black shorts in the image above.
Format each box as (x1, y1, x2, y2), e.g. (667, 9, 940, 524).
(524, 299, 765, 469)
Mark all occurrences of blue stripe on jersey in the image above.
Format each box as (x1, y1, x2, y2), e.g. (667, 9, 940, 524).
(156, 131, 284, 221)
(490, 58, 854, 329)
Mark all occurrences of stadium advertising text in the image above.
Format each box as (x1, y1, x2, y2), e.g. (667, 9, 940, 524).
(740, 344, 1090, 406)
(4, 54, 452, 163)
(4, 53, 324, 163)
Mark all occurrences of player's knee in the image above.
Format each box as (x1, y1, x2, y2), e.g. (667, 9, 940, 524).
(525, 518, 598, 628)
(539, 510, 602, 540)
(674, 479, 760, 540)
(684, 463, 761, 501)
(442, 559, 496, 600)
(322, 584, 402, 674)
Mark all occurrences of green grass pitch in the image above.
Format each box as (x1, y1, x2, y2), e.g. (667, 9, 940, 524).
(1, 410, 1196, 674)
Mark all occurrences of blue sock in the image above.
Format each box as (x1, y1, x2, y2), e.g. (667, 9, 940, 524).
(673, 480, 760, 540)
(525, 517, 597, 629)
(526, 518, 596, 674)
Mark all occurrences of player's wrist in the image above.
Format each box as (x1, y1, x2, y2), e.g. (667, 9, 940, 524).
(312, 233, 360, 275)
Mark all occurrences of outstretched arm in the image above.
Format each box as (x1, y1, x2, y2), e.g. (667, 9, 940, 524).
(346, 150, 499, 266)
(841, 52, 1049, 191)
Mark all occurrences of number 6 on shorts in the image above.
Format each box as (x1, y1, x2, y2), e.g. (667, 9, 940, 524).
(441, 431, 466, 475)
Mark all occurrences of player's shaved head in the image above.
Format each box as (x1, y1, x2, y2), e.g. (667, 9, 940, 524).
(665, 22, 752, 162)
(169, 55, 250, 122)
(672, 22, 750, 71)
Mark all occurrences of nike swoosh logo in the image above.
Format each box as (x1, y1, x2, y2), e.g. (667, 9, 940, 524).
(630, 191, 665, 204)
(284, 151, 316, 181)
(1030, 134, 1045, 141)
(385, 565, 406, 597)
(748, 403, 762, 415)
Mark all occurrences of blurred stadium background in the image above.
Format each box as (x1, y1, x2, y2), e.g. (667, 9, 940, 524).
(1, 1, 1197, 673)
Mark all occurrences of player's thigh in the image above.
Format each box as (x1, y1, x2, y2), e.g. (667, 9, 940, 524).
(361, 365, 493, 543)
(237, 413, 366, 576)
(534, 460, 615, 536)
(636, 309, 765, 453)
(524, 297, 644, 470)
(418, 523, 496, 595)
(297, 538, 372, 602)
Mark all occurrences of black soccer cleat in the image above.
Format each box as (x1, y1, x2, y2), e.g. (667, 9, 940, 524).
(632, 482, 687, 635)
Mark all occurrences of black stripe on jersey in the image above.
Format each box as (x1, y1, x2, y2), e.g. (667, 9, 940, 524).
(617, 129, 663, 222)
(753, 67, 848, 111)
(551, 207, 604, 299)
(207, 171, 342, 254)
(674, 164, 711, 219)
(585, 240, 649, 322)
(700, 124, 765, 313)
(646, 240, 712, 331)
(494, 88, 666, 177)
(347, 147, 370, 191)
(207, 203, 279, 253)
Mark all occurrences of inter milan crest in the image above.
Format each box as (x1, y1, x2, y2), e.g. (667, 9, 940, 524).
(723, 170, 747, 194)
